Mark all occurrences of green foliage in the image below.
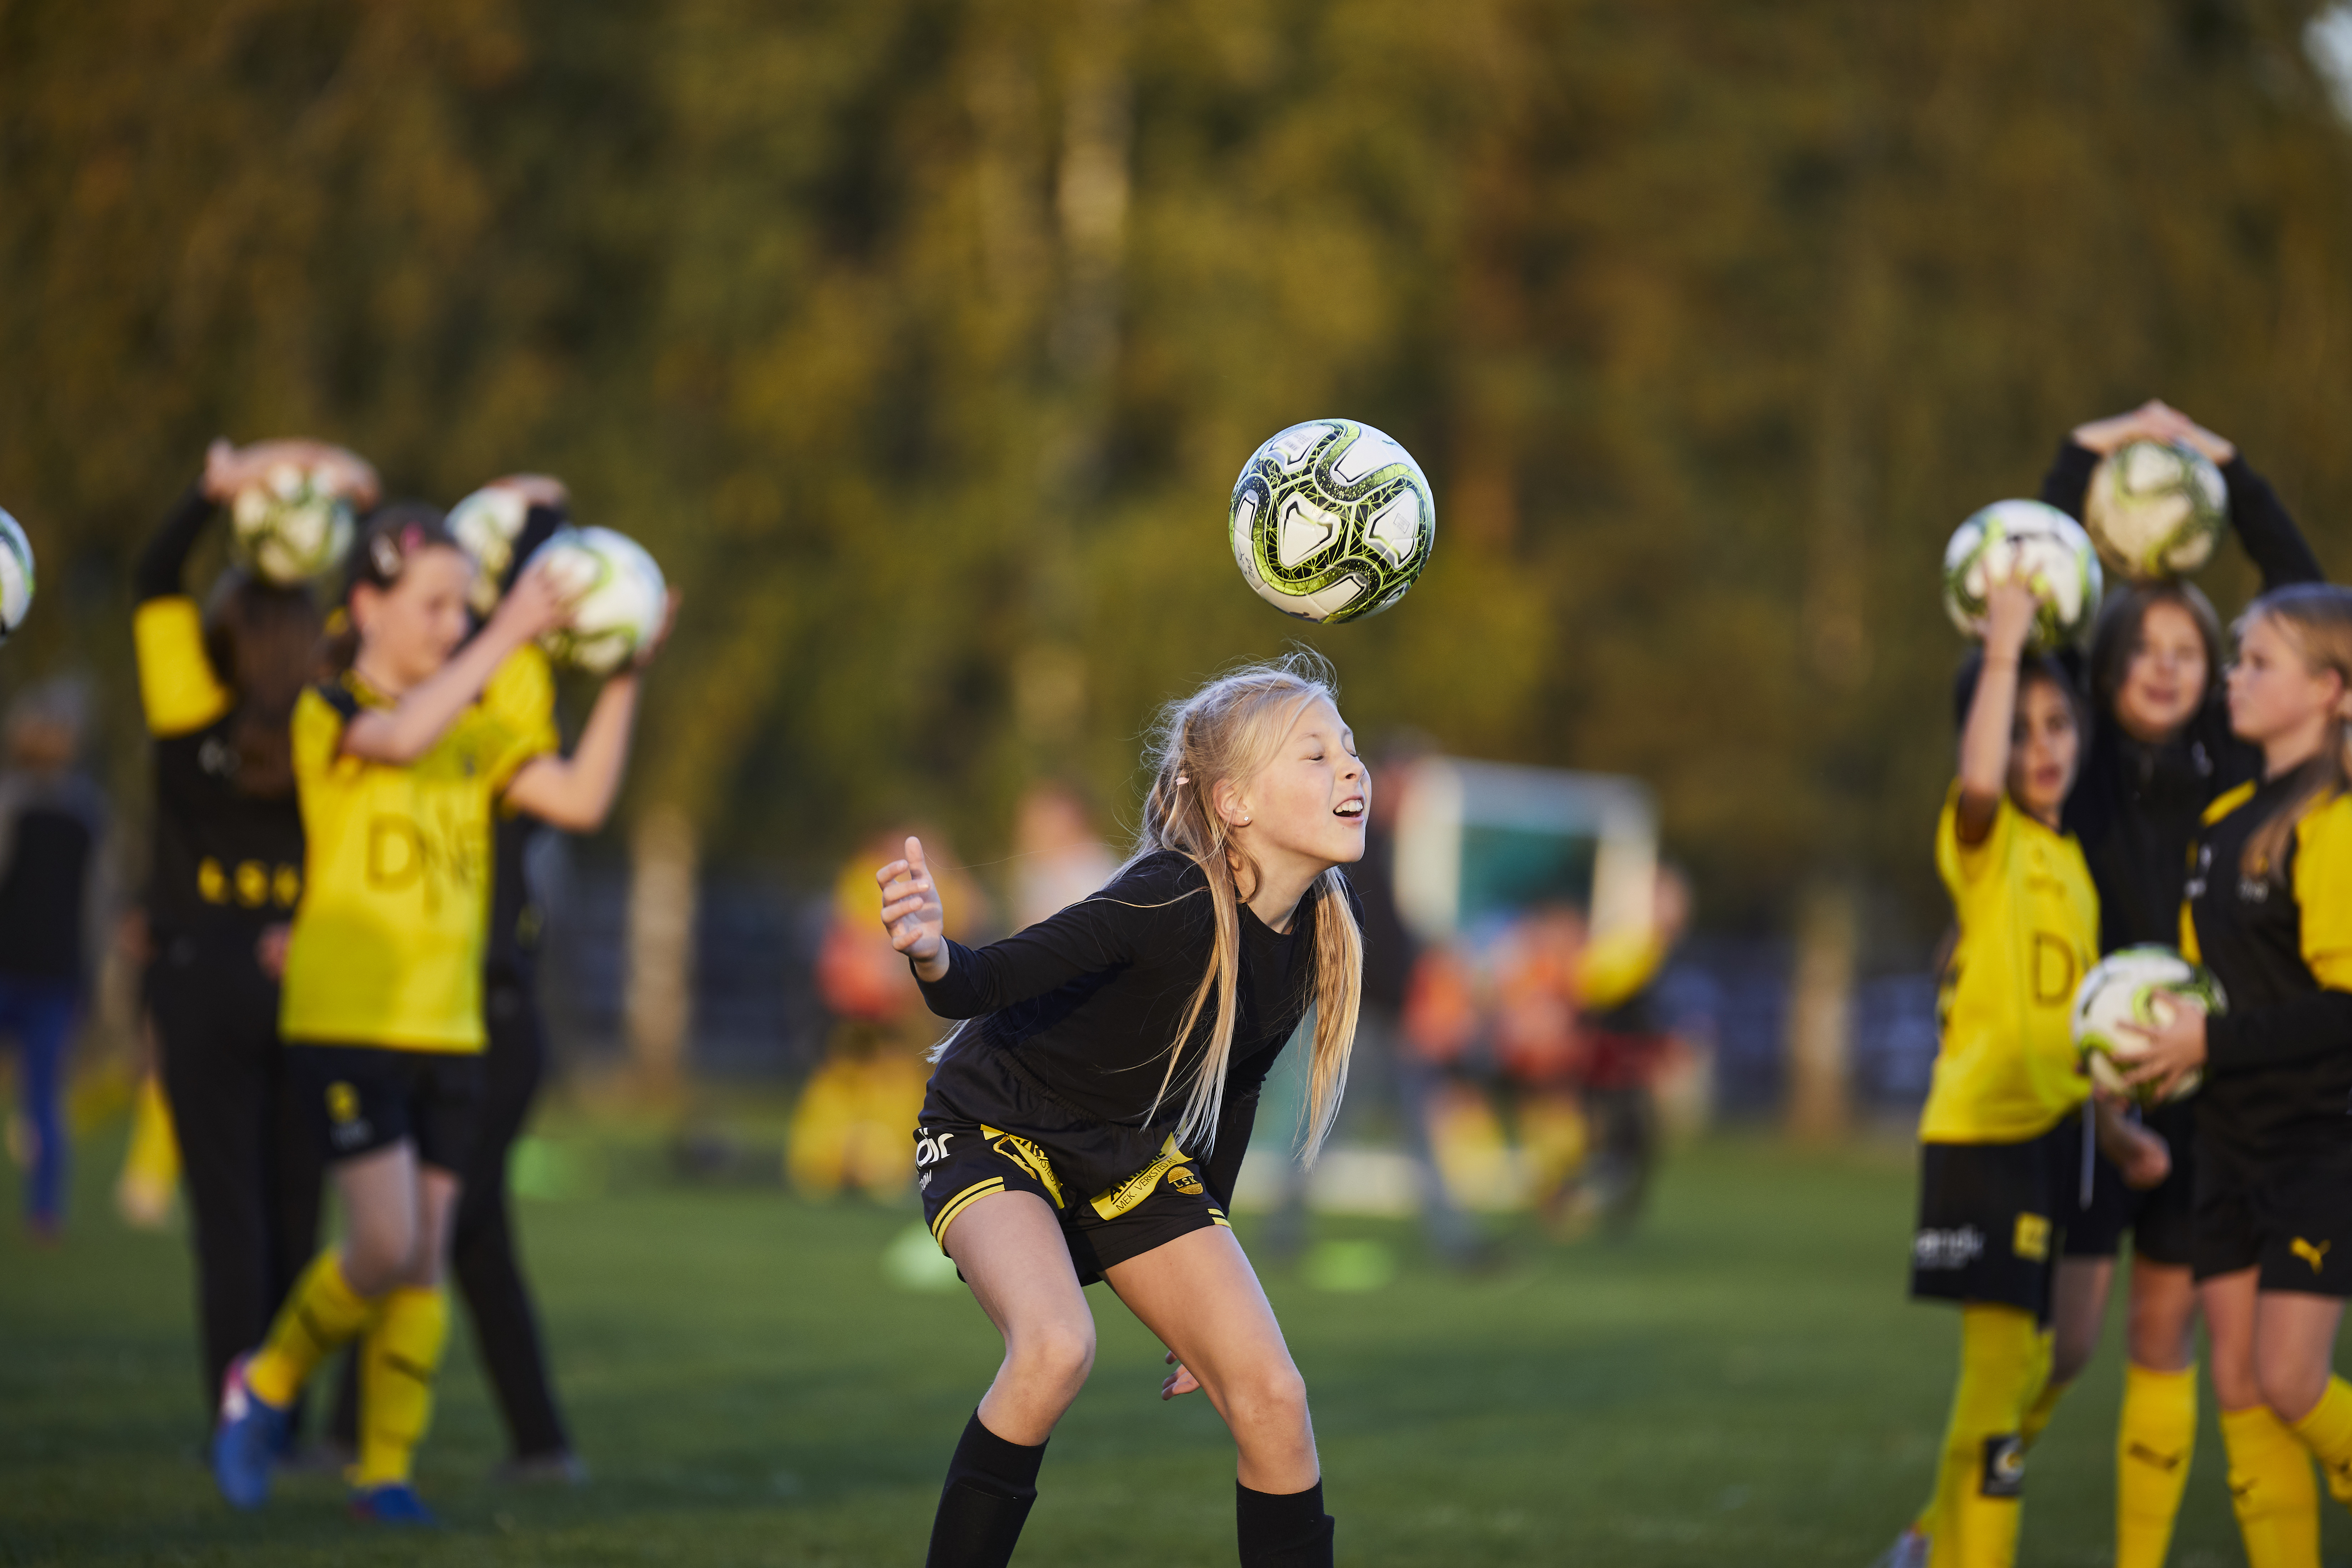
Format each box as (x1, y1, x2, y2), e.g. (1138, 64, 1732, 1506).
(4, 0, 2350, 922)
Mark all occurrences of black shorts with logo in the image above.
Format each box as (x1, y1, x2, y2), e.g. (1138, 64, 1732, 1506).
(2192, 1129, 2352, 1296)
(287, 1042, 485, 1174)
(916, 1045, 1230, 1286)
(1911, 1122, 2072, 1320)
(2055, 1099, 2197, 1268)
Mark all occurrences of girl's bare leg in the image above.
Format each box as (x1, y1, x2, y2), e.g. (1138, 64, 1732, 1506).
(1105, 1224, 1318, 1492)
(943, 1190, 1095, 1443)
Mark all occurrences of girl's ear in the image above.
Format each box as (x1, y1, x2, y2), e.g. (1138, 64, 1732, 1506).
(347, 581, 383, 638)
(1210, 777, 1248, 829)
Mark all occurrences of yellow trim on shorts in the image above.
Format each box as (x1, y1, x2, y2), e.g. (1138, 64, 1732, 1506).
(1090, 1133, 1188, 1221)
(931, 1178, 1006, 1248)
(979, 1123, 1067, 1209)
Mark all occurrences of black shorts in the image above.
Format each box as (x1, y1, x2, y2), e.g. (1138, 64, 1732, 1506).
(917, 1049, 1229, 1287)
(2055, 1100, 2197, 1267)
(287, 1043, 485, 1174)
(2192, 1130, 2352, 1296)
(1911, 1123, 2071, 1319)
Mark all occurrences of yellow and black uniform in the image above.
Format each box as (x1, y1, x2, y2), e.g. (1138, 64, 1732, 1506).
(1911, 786, 2097, 1315)
(279, 660, 555, 1172)
(132, 484, 323, 1417)
(913, 851, 1333, 1284)
(2183, 779, 2352, 1295)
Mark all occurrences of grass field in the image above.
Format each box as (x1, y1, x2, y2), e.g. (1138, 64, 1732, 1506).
(4, 1125, 2345, 1567)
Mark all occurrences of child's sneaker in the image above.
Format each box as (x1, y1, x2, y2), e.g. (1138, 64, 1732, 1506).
(209, 1354, 288, 1510)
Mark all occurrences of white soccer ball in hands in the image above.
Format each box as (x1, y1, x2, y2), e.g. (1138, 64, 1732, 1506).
(1230, 418, 1435, 624)
(2071, 945, 2226, 1106)
(0, 509, 34, 643)
(1942, 500, 2103, 652)
(230, 463, 357, 586)
(2084, 440, 2227, 584)
(523, 526, 667, 675)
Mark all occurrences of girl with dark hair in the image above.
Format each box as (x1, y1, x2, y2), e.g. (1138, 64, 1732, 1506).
(210, 503, 663, 1524)
(881, 654, 1366, 1568)
(131, 438, 370, 1422)
(1894, 571, 2097, 1568)
(2124, 584, 2352, 1568)
(2033, 402, 2323, 1568)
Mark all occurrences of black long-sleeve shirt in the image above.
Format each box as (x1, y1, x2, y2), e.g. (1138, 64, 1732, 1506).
(2185, 776, 2352, 1147)
(2044, 439, 2325, 952)
(918, 849, 1327, 1204)
(132, 485, 307, 947)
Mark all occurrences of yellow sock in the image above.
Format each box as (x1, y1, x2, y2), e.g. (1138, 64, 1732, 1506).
(353, 1286, 450, 1488)
(114, 1073, 180, 1227)
(2287, 1375, 2352, 1506)
(2220, 1404, 2319, 1568)
(247, 1252, 375, 1408)
(1925, 1304, 2041, 1568)
(2116, 1362, 2197, 1568)
(2017, 1331, 2061, 1447)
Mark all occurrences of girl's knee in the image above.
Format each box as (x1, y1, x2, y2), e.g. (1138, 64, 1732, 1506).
(1010, 1318, 1096, 1390)
(2259, 1362, 2328, 1425)
(1226, 1363, 1311, 1433)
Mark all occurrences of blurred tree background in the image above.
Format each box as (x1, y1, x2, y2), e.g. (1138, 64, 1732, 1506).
(5, 0, 2352, 947)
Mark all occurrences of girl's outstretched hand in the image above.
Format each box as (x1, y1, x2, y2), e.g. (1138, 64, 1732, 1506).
(490, 557, 573, 646)
(879, 836, 948, 982)
(1160, 1349, 1201, 1400)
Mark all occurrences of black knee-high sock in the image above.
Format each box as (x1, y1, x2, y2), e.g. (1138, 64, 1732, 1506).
(1238, 1480, 1334, 1568)
(926, 1411, 1047, 1568)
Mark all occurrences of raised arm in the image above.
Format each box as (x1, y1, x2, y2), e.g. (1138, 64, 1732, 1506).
(1955, 578, 2038, 844)
(884, 848, 1186, 1016)
(338, 563, 568, 765)
(499, 672, 640, 832)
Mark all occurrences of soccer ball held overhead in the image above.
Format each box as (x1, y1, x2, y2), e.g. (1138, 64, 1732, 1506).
(524, 526, 667, 676)
(448, 485, 535, 615)
(1230, 419, 1434, 624)
(229, 463, 357, 586)
(2084, 439, 2227, 583)
(0, 510, 34, 644)
(1942, 500, 2102, 652)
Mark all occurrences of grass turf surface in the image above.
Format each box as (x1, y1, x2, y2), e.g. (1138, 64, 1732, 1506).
(4, 1129, 2345, 1566)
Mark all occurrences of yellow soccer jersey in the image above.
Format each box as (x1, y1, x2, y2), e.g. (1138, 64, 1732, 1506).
(279, 656, 558, 1052)
(1920, 785, 2097, 1143)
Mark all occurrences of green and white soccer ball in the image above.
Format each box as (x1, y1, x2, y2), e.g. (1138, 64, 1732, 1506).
(0, 509, 34, 643)
(1229, 418, 1434, 624)
(2071, 944, 2227, 1106)
(2084, 440, 2227, 584)
(229, 463, 356, 586)
(524, 525, 666, 676)
(1942, 500, 2103, 652)
(448, 484, 533, 615)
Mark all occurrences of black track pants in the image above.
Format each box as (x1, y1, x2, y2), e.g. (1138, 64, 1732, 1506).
(331, 969, 570, 1459)
(151, 935, 322, 1416)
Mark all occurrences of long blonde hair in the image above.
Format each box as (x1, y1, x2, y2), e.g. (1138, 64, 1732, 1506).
(1132, 653, 1364, 1164)
(2237, 584, 2352, 881)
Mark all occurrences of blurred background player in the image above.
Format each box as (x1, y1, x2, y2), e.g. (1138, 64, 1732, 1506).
(209, 506, 661, 1523)
(2125, 584, 2352, 1568)
(789, 830, 987, 1200)
(0, 678, 111, 1243)
(1888, 570, 2097, 1568)
(325, 474, 592, 1483)
(1007, 780, 1117, 931)
(2036, 401, 2325, 1568)
(131, 438, 363, 1430)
